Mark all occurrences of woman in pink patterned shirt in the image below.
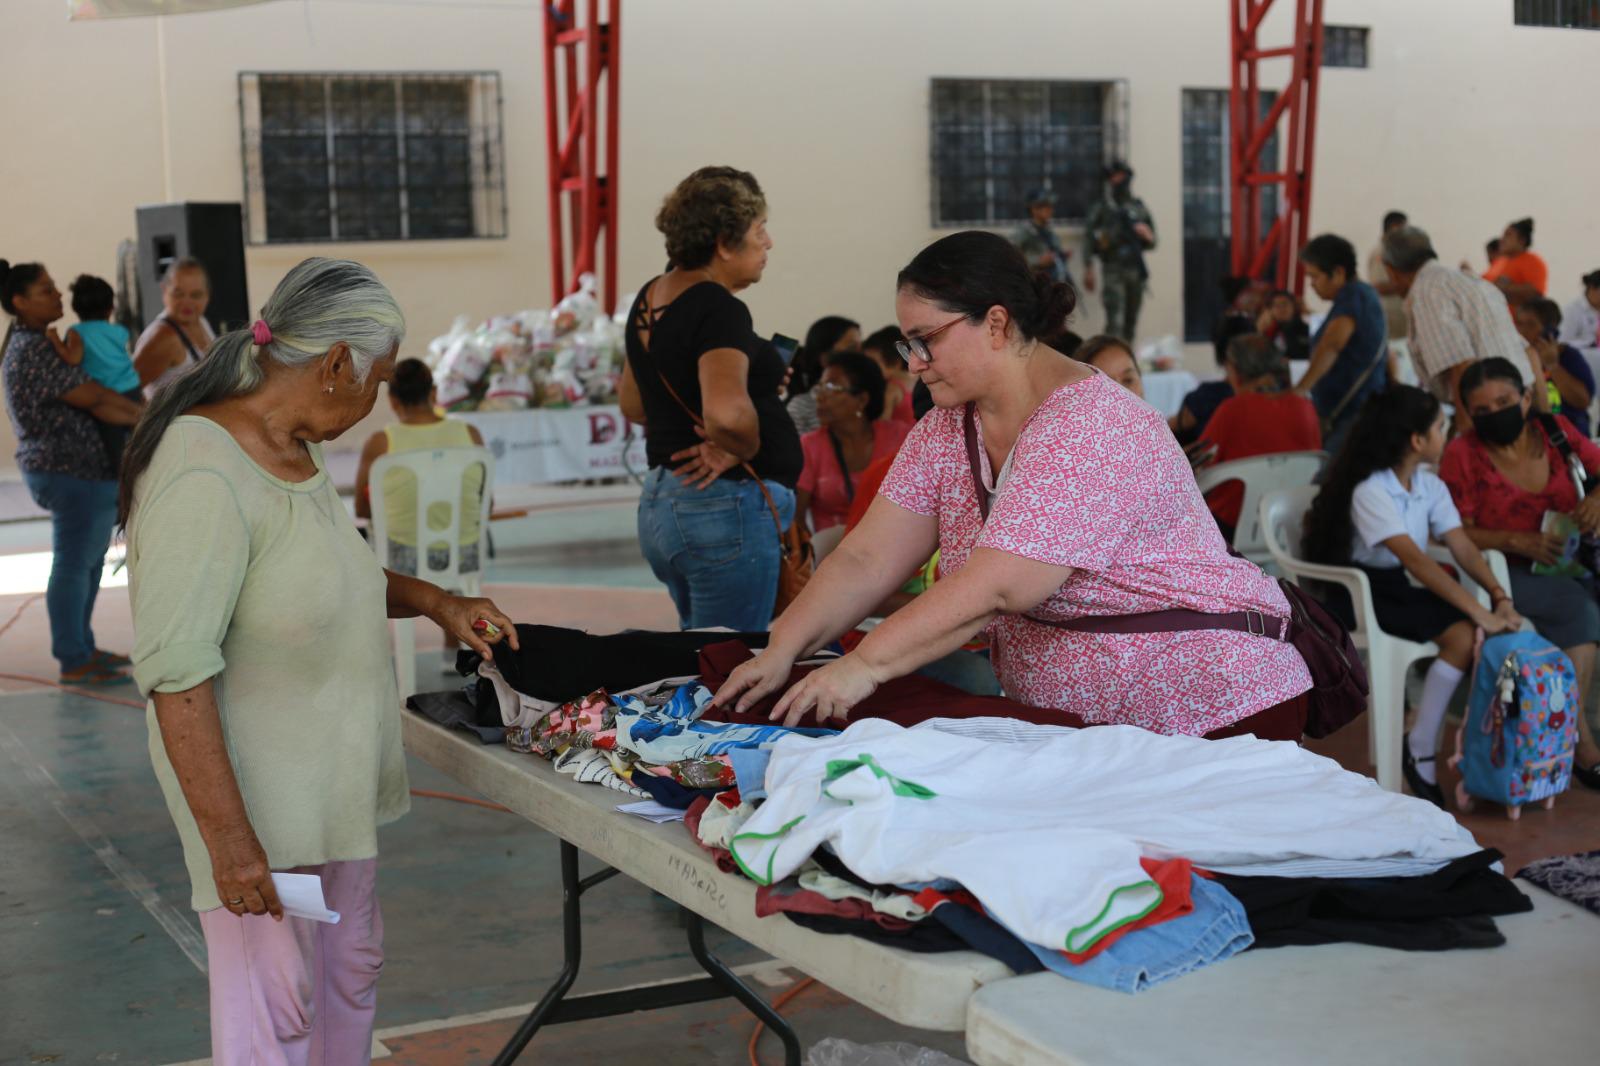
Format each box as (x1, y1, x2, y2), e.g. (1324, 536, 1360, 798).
(715, 232, 1312, 737)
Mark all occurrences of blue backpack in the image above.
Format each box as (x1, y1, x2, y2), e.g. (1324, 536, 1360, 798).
(1452, 632, 1580, 819)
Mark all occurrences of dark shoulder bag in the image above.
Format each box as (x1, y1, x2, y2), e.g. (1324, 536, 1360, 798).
(961, 402, 1368, 738)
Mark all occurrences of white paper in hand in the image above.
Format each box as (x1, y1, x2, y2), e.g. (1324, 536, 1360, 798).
(270, 872, 342, 924)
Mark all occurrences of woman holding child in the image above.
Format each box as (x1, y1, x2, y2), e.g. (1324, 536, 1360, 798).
(0, 259, 144, 685)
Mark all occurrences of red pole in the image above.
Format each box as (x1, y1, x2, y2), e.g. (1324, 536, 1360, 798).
(602, 0, 620, 315)
(1294, 0, 1325, 295)
(1279, 0, 1307, 290)
(542, 2, 568, 305)
(1229, 0, 1247, 277)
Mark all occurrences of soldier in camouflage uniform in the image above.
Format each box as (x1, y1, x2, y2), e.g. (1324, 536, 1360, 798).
(1011, 188, 1079, 289)
(1085, 162, 1156, 342)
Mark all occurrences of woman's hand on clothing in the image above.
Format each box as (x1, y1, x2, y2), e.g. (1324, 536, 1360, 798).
(1574, 495, 1600, 537)
(1491, 598, 1525, 631)
(768, 654, 881, 728)
(1510, 529, 1566, 566)
(671, 426, 742, 489)
(711, 647, 798, 715)
(211, 828, 284, 920)
(1473, 608, 1515, 636)
(423, 593, 519, 662)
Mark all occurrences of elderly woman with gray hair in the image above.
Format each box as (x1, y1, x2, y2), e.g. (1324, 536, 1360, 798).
(122, 258, 517, 1064)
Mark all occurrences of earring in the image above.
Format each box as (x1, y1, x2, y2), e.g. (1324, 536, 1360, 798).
(325, 385, 335, 394)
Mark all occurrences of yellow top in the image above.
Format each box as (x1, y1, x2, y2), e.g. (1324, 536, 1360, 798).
(380, 418, 485, 549)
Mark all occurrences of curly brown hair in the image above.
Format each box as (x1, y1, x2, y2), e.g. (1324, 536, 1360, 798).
(655, 166, 766, 269)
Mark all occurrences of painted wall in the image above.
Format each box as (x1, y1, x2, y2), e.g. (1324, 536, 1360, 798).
(4, 0, 1598, 476)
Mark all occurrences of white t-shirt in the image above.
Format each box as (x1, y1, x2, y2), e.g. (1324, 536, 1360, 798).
(728, 718, 1479, 952)
(1349, 466, 1462, 570)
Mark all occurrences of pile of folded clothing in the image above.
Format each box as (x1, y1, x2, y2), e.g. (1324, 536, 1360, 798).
(408, 629, 1532, 994)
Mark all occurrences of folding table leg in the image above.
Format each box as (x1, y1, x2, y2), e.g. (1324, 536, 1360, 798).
(686, 911, 803, 1066)
(490, 840, 584, 1066)
(489, 839, 804, 1065)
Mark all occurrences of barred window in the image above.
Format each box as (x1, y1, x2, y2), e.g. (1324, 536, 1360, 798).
(239, 72, 506, 244)
(1514, 0, 1600, 29)
(1322, 26, 1370, 68)
(929, 78, 1127, 227)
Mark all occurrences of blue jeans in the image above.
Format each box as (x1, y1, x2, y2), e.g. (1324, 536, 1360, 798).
(637, 466, 796, 632)
(1023, 874, 1254, 994)
(23, 471, 118, 671)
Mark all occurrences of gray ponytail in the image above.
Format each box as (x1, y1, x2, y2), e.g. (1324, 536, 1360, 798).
(119, 257, 405, 526)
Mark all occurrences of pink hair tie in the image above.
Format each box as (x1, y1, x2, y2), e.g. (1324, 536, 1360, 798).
(251, 320, 273, 346)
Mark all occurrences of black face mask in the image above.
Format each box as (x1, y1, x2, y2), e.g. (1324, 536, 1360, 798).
(1472, 404, 1526, 446)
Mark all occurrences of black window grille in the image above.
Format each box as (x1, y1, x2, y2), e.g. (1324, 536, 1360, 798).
(1514, 0, 1600, 29)
(1180, 88, 1280, 343)
(240, 72, 506, 244)
(1322, 25, 1370, 68)
(929, 78, 1124, 226)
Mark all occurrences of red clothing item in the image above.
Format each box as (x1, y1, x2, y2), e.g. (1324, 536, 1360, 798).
(1199, 390, 1322, 529)
(1061, 857, 1194, 963)
(696, 640, 1063, 727)
(891, 386, 917, 425)
(697, 641, 1308, 740)
(1439, 415, 1600, 538)
(797, 421, 909, 531)
(845, 453, 899, 531)
(912, 857, 1195, 963)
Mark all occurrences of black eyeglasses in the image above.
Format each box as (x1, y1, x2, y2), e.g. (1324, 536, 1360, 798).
(895, 316, 966, 365)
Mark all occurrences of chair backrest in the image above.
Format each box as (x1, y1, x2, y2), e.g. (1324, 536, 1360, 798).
(1260, 484, 1320, 574)
(369, 446, 493, 595)
(1196, 451, 1326, 558)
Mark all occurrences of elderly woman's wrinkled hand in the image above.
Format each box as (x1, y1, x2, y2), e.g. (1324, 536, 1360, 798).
(425, 594, 519, 662)
(211, 830, 284, 920)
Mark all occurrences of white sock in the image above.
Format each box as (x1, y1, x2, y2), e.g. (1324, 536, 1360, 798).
(1409, 659, 1465, 784)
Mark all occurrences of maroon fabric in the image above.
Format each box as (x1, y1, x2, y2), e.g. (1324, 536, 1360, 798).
(698, 640, 1307, 740)
(1202, 693, 1308, 742)
(696, 641, 1070, 728)
(682, 796, 738, 874)
(754, 882, 917, 931)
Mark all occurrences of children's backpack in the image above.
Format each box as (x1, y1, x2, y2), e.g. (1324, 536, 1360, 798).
(1451, 632, 1580, 820)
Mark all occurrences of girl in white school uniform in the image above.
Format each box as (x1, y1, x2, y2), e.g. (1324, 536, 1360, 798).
(1305, 386, 1524, 806)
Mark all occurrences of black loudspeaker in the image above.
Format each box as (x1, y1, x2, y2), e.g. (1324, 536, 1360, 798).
(135, 202, 249, 335)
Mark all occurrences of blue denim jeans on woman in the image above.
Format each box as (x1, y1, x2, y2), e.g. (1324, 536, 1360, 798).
(23, 471, 118, 671)
(637, 466, 796, 632)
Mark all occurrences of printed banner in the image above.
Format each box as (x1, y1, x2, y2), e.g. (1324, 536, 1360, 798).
(457, 407, 646, 487)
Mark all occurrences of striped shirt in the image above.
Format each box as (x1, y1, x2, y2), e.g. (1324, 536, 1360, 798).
(1405, 260, 1532, 396)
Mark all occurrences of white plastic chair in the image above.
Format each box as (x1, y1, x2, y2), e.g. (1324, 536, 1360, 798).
(369, 446, 494, 700)
(1259, 486, 1512, 793)
(1195, 451, 1327, 569)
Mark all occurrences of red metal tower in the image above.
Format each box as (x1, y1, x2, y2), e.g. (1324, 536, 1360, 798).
(1229, 0, 1324, 293)
(543, 0, 621, 313)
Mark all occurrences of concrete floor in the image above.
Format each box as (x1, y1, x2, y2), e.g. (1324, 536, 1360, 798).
(1, 488, 1597, 1065)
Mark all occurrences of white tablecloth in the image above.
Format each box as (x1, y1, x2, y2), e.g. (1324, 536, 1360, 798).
(1142, 370, 1199, 419)
(457, 406, 645, 487)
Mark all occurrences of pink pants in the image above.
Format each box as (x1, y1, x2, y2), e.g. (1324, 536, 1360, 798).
(198, 859, 383, 1066)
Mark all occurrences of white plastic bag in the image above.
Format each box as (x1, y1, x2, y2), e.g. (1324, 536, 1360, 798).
(1135, 334, 1184, 372)
(805, 1039, 971, 1066)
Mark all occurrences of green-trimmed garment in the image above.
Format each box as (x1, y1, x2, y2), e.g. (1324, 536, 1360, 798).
(129, 416, 409, 911)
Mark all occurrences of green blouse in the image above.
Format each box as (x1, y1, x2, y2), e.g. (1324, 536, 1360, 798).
(130, 416, 409, 911)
